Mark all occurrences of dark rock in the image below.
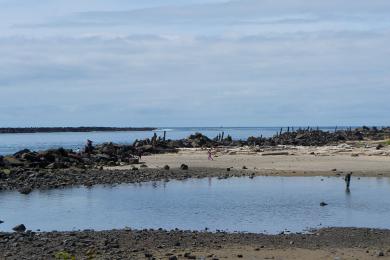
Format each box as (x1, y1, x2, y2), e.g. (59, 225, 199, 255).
(180, 164, 189, 170)
(19, 186, 32, 195)
(376, 144, 384, 150)
(320, 202, 328, 207)
(169, 256, 178, 260)
(12, 224, 26, 232)
(184, 252, 196, 259)
(3, 157, 24, 167)
(128, 158, 139, 164)
(13, 149, 31, 158)
(163, 165, 170, 170)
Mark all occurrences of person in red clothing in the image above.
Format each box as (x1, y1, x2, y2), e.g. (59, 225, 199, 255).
(208, 149, 213, 160)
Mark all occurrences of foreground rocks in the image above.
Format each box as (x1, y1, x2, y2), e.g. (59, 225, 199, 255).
(0, 142, 177, 175)
(0, 228, 389, 259)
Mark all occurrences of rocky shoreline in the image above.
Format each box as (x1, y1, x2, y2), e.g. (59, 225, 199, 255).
(0, 228, 389, 259)
(0, 167, 273, 193)
(1, 127, 389, 174)
(1, 164, 389, 194)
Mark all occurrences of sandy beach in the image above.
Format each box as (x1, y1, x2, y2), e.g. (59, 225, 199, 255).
(113, 143, 390, 177)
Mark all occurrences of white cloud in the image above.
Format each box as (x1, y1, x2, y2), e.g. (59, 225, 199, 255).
(0, 0, 389, 126)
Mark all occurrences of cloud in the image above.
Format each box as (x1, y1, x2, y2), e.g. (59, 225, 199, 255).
(0, 0, 389, 126)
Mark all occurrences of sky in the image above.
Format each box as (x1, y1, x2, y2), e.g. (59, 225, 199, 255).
(0, 0, 389, 127)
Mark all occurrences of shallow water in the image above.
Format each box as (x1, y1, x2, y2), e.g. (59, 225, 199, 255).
(0, 126, 348, 155)
(1, 176, 390, 234)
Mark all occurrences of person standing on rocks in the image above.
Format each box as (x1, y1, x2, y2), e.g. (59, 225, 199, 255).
(208, 149, 213, 160)
(84, 139, 94, 154)
(345, 173, 352, 189)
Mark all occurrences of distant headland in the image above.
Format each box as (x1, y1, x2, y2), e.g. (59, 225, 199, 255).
(0, 127, 156, 134)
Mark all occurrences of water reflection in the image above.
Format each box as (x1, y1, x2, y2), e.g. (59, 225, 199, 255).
(1, 176, 390, 234)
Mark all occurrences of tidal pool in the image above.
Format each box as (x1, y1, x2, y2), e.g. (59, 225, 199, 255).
(1, 176, 390, 234)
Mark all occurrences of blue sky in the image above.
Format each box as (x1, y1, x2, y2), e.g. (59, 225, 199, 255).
(0, 0, 389, 127)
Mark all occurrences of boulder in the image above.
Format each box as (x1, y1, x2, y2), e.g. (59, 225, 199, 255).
(93, 154, 111, 161)
(12, 224, 26, 232)
(0, 155, 4, 167)
(13, 149, 31, 158)
(376, 144, 384, 150)
(21, 152, 40, 162)
(3, 156, 24, 167)
(138, 145, 153, 153)
(127, 157, 139, 164)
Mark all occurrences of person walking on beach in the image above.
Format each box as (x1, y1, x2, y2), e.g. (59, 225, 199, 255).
(208, 149, 213, 160)
(345, 172, 352, 188)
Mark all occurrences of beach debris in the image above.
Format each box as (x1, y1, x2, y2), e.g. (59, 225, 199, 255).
(180, 164, 189, 170)
(376, 144, 384, 150)
(0, 220, 4, 224)
(144, 252, 153, 258)
(320, 202, 328, 207)
(163, 165, 170, 170)
(262, 152, 289, 156)
(12, 224, 26, 232)
(226, 167, 231, 171)
(184, 253, 196, 259)
(242, 166, 247, 169)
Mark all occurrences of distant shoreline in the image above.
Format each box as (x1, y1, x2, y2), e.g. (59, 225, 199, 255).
(0, 127, 156, 134)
